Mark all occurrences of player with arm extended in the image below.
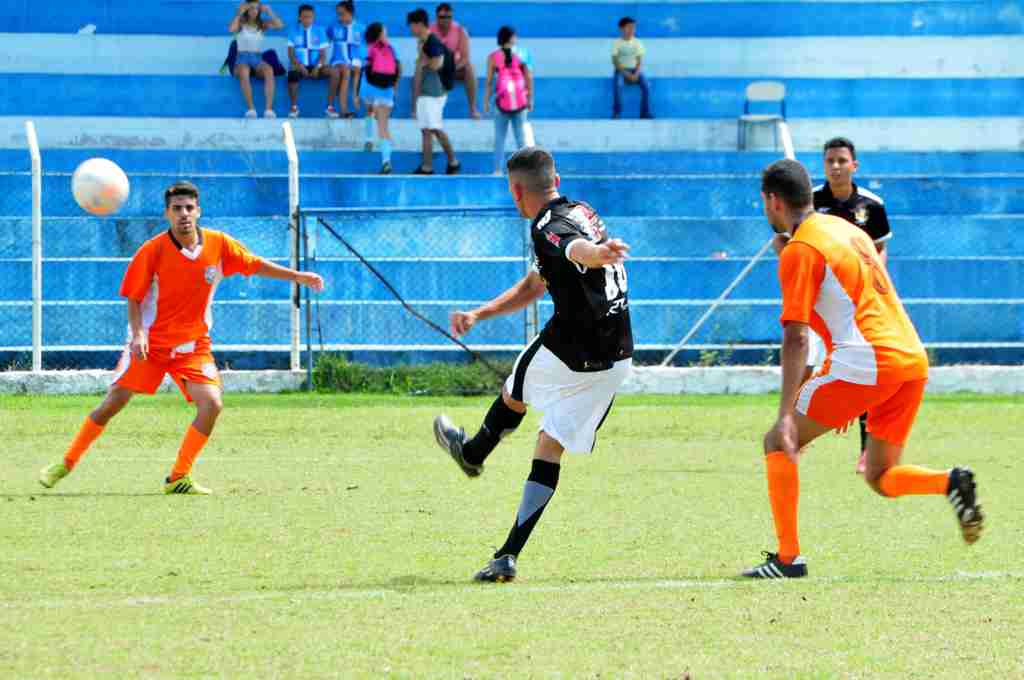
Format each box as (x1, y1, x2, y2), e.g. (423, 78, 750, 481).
(743, 159, 982, 579)
(39, 182, 324, 495)
(433, 147, 634, 582)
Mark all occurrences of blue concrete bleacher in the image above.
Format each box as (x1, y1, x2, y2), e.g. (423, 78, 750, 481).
(4, 74, 1021, 119)
(1, 0, 1022, 365)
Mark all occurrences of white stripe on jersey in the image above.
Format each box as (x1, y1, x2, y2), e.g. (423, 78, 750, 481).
(857, 186, 886, 205)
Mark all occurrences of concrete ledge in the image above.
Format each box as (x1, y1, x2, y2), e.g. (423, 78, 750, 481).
(3, 366, 1024, 396)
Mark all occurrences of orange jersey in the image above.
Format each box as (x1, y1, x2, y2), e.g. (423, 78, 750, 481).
(119, 228, 263, 350)
(779, 212, 928, 385)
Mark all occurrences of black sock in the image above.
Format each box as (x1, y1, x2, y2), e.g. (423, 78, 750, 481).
(495, 459, 560, 558)
(859, 413, 868, 451)
(462, 396, 525, 466)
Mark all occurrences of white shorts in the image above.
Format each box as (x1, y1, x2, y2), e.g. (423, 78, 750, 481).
(807, 331, 826, 368)
(503, 337, 632, 454)
(416, 95, 447, 130)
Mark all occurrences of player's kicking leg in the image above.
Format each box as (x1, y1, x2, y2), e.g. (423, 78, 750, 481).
(163, 381, 221, 495)
(39, 385, 134, 488)
(433, 387, 526, 478)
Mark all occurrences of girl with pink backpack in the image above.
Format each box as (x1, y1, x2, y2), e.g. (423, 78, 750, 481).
(483, 27, 534, 175)
(359, 22, 401, 174)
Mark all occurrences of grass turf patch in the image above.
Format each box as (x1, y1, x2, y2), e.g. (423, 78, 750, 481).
(1, 392, 1022, 678)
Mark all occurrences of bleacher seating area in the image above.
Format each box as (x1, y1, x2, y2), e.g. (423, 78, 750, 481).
(1, 0, 1022, 368)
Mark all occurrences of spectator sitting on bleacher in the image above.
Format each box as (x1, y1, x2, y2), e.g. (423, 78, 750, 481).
(287, 4, 337, 118)
(484, 26, 533, 175)
(228, 0, 284, 119)
(612, 17, 653, 120)
(430, 3, 480, 119)
(327, 0, 363, 119)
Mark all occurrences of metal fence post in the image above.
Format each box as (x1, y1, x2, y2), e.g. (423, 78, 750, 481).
(25, 121, 42, 372)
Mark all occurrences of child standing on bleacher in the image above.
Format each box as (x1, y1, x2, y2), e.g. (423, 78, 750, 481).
(228, 0, 284, 119)
(360, 23, 401, 175)
(327, 0, 364, 119)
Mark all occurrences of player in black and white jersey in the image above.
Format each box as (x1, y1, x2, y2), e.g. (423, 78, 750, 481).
(813, 137, 892, 473)
(433, 147, 633, 583)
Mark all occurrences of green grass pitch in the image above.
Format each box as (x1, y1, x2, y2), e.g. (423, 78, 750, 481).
(2, 392, 1022, 678)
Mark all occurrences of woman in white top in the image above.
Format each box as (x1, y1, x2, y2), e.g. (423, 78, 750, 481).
(229, 0, 284, 118)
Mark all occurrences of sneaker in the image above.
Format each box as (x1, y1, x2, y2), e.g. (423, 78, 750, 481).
(163, 475, 212, 495)
(380, 161, 392, 175)
(39, 462, 70, 489)
(342, 111, 356, 120)
(474, 554, 516, 583)
(741, 552, 808, 579)
(446, 162, 461, 175)
(433, 415, 482, 478)
(364, 141, 374, 152)
(412, 166, 434, 175)
(263, 110, 277, 119)
(288, 107, 299, 119)
(947, 467, 984, 544)
(856, 450, 867, 475)
(326, 106, 340, 119)
(244, 109, 258, 119)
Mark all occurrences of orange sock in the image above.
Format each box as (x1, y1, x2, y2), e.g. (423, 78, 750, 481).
(765, 451, 800, 564)
(877, 465, 949, 497)
(63, 417, 105, 470)
(169, 426, 209, 481)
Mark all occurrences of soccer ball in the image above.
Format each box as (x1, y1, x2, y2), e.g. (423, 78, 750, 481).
(71, 158, 130, 216)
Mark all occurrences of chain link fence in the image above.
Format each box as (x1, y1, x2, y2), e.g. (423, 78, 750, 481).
(299, 207, 529, 365)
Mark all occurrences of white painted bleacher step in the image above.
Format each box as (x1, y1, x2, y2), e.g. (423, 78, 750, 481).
(2, 116, 1022, 152)
(3, 34, 1024, 79)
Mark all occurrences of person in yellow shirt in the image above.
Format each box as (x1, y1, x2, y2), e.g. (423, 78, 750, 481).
(611, 17, 652, 119)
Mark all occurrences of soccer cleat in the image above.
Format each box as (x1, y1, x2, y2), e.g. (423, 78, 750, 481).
(39, 462, 70, 489)
(947, 467, 984, 544)
(742, 552, 808, 579)
(432, 415, 482, 478)
(474, 554, 517, 583)
(163, 475, 212, 495)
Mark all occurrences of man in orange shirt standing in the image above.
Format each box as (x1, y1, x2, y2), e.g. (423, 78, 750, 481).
(743, 159, 984, 579)
(39, 181, 324, 495)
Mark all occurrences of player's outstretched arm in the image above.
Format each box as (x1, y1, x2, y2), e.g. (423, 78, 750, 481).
(566, 238, 630, 269)
(255, 259, 325, 292)
(450, 272, 547, 337)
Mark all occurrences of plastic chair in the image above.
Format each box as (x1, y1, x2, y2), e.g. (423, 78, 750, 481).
(738, 81, 786, 150)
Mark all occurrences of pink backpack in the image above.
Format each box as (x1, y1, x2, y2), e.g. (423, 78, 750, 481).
(366, 41, 398, 88)
(492, 49, 527, 113)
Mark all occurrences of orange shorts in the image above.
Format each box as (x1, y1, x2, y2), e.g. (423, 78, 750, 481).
(112, 338, 221, 401)
(796, 375, 926, 445)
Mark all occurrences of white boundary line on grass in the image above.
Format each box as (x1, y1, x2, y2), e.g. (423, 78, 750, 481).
(2, 571, 1021, 611)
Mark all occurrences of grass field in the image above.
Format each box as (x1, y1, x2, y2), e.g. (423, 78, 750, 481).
(2, 392, 1022, 678)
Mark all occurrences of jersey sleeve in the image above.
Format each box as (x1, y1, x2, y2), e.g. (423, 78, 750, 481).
(778, 242, 825, 326)
(220, 233, 264, 277)
(119, 242, 156, 302)
(868, 203, 892, 244)
(533, 216, 584, 262)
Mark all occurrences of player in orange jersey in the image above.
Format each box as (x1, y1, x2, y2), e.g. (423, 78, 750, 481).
(39, 181, 324, 495)
(742, 159, 984, 579)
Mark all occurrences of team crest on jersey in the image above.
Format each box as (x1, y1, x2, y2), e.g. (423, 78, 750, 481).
(546, 231, 561, 247)
(854, 206, 869, 225)
(567, 205, 605, 241)
(204, 266, 218, 284)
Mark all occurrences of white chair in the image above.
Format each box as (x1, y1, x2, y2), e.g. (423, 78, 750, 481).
(737, 81, 786, 150)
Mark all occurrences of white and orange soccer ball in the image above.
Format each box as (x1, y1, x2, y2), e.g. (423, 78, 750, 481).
(71, 158, 130, 216)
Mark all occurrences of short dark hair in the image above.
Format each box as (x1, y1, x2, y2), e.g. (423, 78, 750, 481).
(761, 159, 812, 210)
(407, 8, 429, 26)
(436, 3, 452, 14)
(164, 181, 200, 207)
(507, 147, 557, 194)
(618, 16, 636, 28)
(298, 4, 314, 15)
(337, 0, 354, 13)
(365, 21, 383, 44)
(497, 25, 514, 46)
(823, 136, 856, 160)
